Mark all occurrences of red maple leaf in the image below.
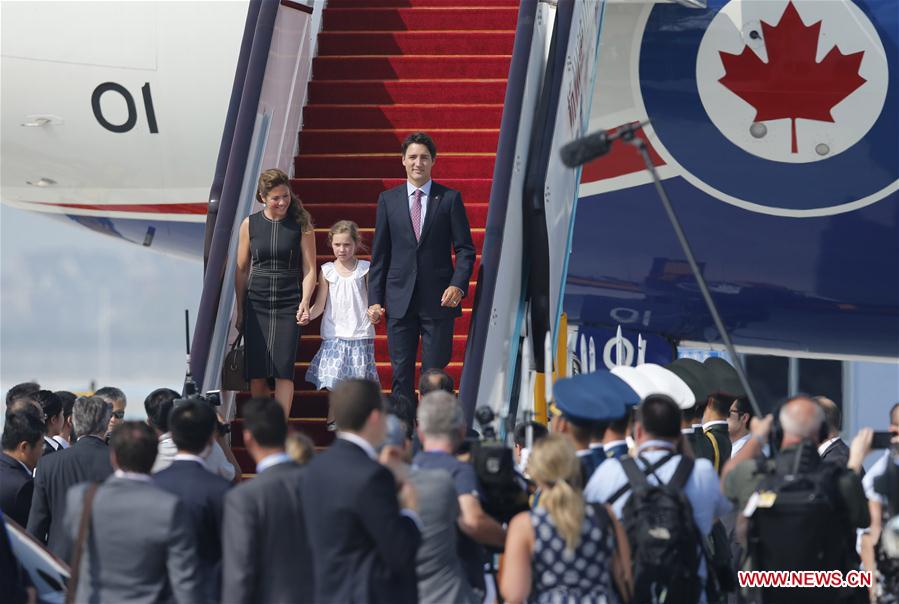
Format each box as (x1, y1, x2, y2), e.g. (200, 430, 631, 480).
(717, 2, 866, 154)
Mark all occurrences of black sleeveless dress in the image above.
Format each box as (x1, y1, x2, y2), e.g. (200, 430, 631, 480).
(244, 211, 303, 380)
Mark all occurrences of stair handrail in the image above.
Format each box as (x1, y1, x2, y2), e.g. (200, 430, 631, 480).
(459, 0, 541, 426)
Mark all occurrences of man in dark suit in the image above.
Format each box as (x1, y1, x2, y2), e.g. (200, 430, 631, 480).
(154, 400, 231, 603)
(222, 397, 314, 604)
(368, 132, 476, 402)
(0, 408, 44, 526)
(701, 358, 743, 474)
(303, 379, 422, 604)
(35, 391, 64, 456)
(64, 421, 201, 603)
(27, 396, 113, 559)
(816, 395, 851, 467)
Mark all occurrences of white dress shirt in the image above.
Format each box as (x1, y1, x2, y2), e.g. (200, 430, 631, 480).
(52, 435, 70, 449)
(731, 433, 751, 457)
(406, 180, 433, 231)
(255, 451, 292, 474)
(818, 436, 841, 458)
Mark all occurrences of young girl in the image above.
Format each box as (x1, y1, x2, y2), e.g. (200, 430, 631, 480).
(301, 221, 378, 426)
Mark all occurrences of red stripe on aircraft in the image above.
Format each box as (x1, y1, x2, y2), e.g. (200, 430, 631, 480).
(33, 201, 208, 215)
(580, 125, 666, 184)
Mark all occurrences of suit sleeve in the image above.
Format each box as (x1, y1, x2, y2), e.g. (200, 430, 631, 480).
(166, 499, 203, 604)
(358, 467, 421, 574)
(368, 192, 390, 307)
(26, 468, 51, 544)
(221, 489, 258, 604)
(449, 191, 475, 295)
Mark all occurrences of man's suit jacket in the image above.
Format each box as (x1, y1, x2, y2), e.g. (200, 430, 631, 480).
(64, 476, 201, 604)
(0, 453, 33, 527)
(368, 182, 475, 319)
(697, 423, 732, 475)
(42, 437, 62, 457)
(222, 460, 315, 604)
(821, 438, 851, 468)
(26, 435, 113, 559)
(153, 459, 231, 603)
(302, 438, 421, 604)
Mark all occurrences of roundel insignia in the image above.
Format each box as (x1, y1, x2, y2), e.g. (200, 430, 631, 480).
(638, 0, 898, 216)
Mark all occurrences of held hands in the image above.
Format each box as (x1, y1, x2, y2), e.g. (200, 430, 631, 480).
(296, 301, 311, 326)
(440, 285, 463, 308)
(367, 304, 385, 324)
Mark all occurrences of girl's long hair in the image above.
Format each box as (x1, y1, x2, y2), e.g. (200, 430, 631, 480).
(528, 434, 586, 551)
(256, 168, 312, 232)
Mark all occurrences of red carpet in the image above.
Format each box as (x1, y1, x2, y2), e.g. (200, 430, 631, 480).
(233, 0, 518, 471)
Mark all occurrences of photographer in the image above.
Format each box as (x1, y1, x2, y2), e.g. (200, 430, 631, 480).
(860, 403, 899, 603)
(147, 388, 241, 484)
(413, 390, 505, 598)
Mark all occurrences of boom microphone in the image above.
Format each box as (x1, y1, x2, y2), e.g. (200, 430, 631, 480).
(559, 121, 649, 168)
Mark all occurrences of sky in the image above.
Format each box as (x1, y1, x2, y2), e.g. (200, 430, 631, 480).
(1, 204, 203, 417)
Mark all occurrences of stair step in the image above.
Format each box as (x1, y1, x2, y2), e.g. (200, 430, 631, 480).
(326, 0, 520, 7)
(301, 202, 489, 225)
(322, 7, 518, 32)
(313, 226, 485, 253)
(293, 177, 493, 203)
(294, 361, 464, 390)
(317, 31, 515, 56)
(310, 254, 482, 284)
(298, 306, 472, 339)
(308, 79, 507, 105)
(232, 420, 336, 448)
(297, 333, 469, 359)
(237, 391, 332, 419)
(295, 151, 496, 178)
(312, 55, 511, 81)
(299, 127, 499, 155)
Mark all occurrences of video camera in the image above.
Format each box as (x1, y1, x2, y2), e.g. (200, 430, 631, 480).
(468, 406, 530, 524)
(173, 377, 229, 436)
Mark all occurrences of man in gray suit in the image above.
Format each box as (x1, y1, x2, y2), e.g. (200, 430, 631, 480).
(27, 396, 113, 559)
(222, 397, 314, 604)
(63, 421, 201, 604)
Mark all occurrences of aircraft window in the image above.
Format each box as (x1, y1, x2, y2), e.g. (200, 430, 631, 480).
(799, 359, 844, 409)
(745, 355, 788, 413)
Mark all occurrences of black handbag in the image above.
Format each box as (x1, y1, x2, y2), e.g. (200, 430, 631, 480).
(221, 334, 248, 391)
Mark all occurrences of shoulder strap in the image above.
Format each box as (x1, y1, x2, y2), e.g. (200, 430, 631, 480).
(668, 456, 695, 491)
(607, 452, 675, 505)
(66, 482, 101, 604)
(705, 430, 721, 473)
(620, 456, 649, 491)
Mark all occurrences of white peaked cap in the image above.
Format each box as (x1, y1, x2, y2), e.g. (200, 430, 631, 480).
(635, 363, 695, 410)
(610, 366, 657, 400)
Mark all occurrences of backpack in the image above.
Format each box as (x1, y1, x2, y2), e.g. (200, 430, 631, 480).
(747, 446, 858, 603)
(619, 454, 706, 604)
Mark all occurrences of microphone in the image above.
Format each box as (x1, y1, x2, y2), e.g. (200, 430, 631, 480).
(558, 121, 649, 168)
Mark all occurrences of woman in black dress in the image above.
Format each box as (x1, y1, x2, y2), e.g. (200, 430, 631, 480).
(235, 168, 316, 417)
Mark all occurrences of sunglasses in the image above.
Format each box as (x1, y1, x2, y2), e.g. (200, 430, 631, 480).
(110, 410, 125, 420)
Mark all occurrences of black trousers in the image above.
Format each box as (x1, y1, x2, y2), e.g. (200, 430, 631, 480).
(386, 299, 454, 402)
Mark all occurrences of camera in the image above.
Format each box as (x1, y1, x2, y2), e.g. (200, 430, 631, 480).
(468, 406, 530, 524)
(173, 389, 229, 436)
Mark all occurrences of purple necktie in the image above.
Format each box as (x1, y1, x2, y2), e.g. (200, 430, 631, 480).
(411, 189, 422, 241)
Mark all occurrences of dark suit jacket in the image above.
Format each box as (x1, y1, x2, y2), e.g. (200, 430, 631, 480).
(154, 459, 231, 603)
(368, 182, 475, 319)
(222, 460, 314, 604)
(303, 438, 421, 604)
(0, 454, 34, 527)
(697, 423, 732, 475)
(26, 435, 112, 559)
(820, 438, 850, 468)
(42, 437, 61, 457)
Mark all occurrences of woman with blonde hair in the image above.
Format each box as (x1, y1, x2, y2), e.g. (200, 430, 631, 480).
(501, 434, 633, 604)
(235, 168, 316, 417)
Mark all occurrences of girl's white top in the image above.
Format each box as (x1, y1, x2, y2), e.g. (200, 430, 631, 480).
(320, 260, 375, 340)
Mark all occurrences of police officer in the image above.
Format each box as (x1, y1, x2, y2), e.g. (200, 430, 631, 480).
(551, 371, 639, 484)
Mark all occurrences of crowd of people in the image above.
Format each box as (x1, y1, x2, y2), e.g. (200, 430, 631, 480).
(2, 358, 899, 604)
